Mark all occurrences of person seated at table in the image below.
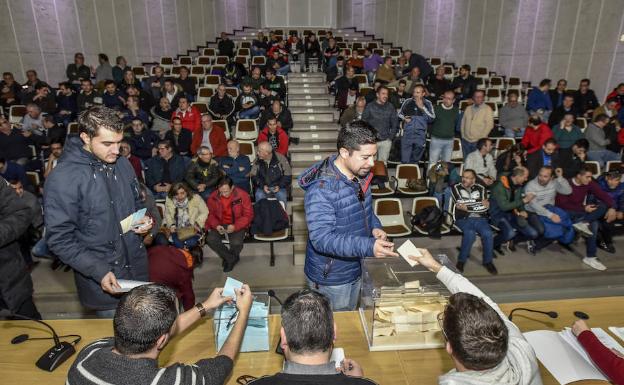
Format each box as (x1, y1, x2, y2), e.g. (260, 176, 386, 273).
(571, 319, 624, 385)
(66, 283, 252, 385)
(250, 289, 375, 385)
(409, 249, 542, 385)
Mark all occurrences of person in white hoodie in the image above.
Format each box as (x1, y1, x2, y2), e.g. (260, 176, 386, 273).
(409, 249, 543, 385)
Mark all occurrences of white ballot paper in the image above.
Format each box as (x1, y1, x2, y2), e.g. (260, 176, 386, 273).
(524, 327, 624, 384)
(113, 279, 152, 293)
(397, 240, 422, 267)
(330, 347, 345, 368)
(609, 326, 624, 342)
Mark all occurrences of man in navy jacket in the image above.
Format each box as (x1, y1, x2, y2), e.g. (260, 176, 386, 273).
(299, 121, 398, 311)
(44, 107, 152, 317)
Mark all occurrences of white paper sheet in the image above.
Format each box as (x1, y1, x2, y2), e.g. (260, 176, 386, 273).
(396, 240, 422, 267)
(591, 328, 624, 354)
(330, 347, 345, 368)
(524, 330, 607, 384)
(113, 279, 152, 293)
(609, 326, 624, 342)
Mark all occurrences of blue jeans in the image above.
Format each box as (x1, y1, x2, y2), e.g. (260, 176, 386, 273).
(504, 127, 525, 138)
(461, 138, 478, 158)
(401, 135, 426, 163)
(32, 238, 51, 258)
(587, 150, 620, 168)
(308, 277, 361, 311)
(171, 233, 200, 249)
(239, 106, 260, 119)
(255, 188, 287, 205)
(429, 137, 453, 164)
(455, 217, 494, 264)
(276, 65, 290, 76)
(567, 204, 607, 258)
(251, 48, 266, 57)
(492, 212, 542, 245)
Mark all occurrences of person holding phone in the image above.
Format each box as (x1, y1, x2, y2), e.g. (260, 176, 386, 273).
(555, 164, 616, 271)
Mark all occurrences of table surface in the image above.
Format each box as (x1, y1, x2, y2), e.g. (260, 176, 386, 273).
(1, 296, 622, 385)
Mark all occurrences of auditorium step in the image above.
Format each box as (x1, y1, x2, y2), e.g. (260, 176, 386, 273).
(288, 86, 328, 95)
(291, 122, 340, 132)
(292, 112, 335, 123)
(288, 98, 331, 107)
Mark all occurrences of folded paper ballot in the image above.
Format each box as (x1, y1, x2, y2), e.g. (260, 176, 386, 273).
(113, 279, 152, 293)
(214, 299, 269, 352)
(223, 277, 243, 300)
(609, 326, 624, 342)
(330, 347, 345, 369)
(119, 208, 148, 234)
(397, 240, 422, 267)
(524, 327, 624, 384)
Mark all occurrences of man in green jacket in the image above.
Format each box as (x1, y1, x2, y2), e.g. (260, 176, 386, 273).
(489, 167, 543, 255)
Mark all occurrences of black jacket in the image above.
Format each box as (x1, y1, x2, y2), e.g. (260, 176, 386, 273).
(164, 129, 193, 156)
(129, 130, 159, 160)
(44, 137, 148, 310)
(250, 198, 289, 235)
(408, 53, 433, 79)
(0, 177, 35, 313)
(548, 106, 576, 128)
(573, 90, 599, 115)
(259, 108, 294, 133)
(559, 148, 585, 178)
(526, 149, 561, 179)
(451, 75, 478, 100)
(304, 40, 321, 57)
(208, 95, 235, 118)
(218, 38, 235, 57)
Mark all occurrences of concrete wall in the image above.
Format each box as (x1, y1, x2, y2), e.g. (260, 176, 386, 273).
(261, 0, 337, 28)
(0, 0, 260, 85)
(337, 0, 624, 100)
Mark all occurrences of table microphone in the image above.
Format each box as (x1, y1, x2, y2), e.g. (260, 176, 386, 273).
(508, 307, 558, 321)
(267, 290, 285, 355)
(0, 308, 76, 371)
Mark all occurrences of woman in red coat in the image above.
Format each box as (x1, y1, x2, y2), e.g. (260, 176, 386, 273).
(257, 117, 289, 156)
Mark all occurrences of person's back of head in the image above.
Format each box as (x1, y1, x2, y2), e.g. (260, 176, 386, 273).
(281, 289, 334, 356)
(114, 284, 178, 355)
(443, 292, 509, 371)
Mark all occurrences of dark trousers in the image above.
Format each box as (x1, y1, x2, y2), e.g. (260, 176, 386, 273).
(205, 229, 245, 264)
(599, 219, 623, 245)
(455, 217, 494, 264)
(567, 203, 607, 258)
(493, 212, 544, 245)
(0, 296, 41, 320)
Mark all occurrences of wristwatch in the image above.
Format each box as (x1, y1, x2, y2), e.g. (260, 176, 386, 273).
(195, 302, 207, 317)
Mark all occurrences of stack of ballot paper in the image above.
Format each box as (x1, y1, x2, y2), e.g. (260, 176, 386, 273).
(524, 327, 624, 384)
(214, 295, 270, 352)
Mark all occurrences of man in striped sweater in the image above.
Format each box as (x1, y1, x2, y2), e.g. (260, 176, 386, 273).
(67, 283, 252, 385)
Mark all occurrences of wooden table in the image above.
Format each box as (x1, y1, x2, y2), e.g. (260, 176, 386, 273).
(1, 296, 622, 385)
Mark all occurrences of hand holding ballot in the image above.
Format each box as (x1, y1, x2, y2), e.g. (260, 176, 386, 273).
(408, 248, 443, 273)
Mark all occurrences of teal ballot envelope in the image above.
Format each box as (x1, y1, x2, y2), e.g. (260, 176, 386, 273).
(214, 293, 270, 352)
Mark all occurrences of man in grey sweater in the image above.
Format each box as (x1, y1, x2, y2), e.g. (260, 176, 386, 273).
(361, 85, 399, 161)
(499, 92, 528, 138)
(585, 114, 619, 168)
(409, 249, 543, 385)
(525, 165, 573, 251)
(67, 283, 253, 385)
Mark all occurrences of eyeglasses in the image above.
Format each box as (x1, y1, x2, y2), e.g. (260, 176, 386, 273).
(353, 178, 364, 202)
(437, 312, 448, 340)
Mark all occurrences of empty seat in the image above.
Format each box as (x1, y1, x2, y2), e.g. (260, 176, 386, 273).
(239, 140, 256, 163)
(237, 48, 250, 57)
(178, 56, 192, 66)
(204, 75, 221, 89)
(486, 88, 502, 103)
(389, 48, 401, 59)
(132, 66, 147, 80)
(489, 76, 504, 89)
(192, 102, 208, 114)
(239, 41, 252, 49)
(584, 161, 601, 177)
(9, 105, 27, 125)
(507, 77, 521, 90)
(429, 57, 442, 67)
(443, 65, 455, 80)
(160, 57, 174, 70)
(202, 48, 216, 57)
(235, 119, 258, 141)
(170, 66, 181, 77)
(197, 87, 214, 103)
(190, 66, 206, 76)
(371, 161, 394, 196)
(252, 56, 266, 66)
(606, 161, 622, 172)
(395, 164, 427, 196)
(485, 102, 499, 118)
(494, 137, 515, 158)
(235, 56, 248, 66)
(197, 56, 212, 67)
(359, 86, 373, 97)
(459, 100, 473, 111)
(367, 42, 378, 49)
(215, 56, 229, 65)
(451, 138, 463, 162)
(374, 198, 412, 237)
(67, 122, 79, 135)
(475, 67, 489, 80)
(575, 117, 588, 131)
(225, 87, 239, 98)
(26, 171, 40, 188)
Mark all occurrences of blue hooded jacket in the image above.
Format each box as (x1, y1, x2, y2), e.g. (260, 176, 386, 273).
(597, 176, 624, 211)
(527, 87, 553, 112)
(298, 154, 382, 286)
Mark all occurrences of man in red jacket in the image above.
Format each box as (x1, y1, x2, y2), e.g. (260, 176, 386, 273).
(190, 114, 228, 156)
(205, 176, 254, 272)
(257, 117, 289, 156)
(171, 95, 201, 133)
(521, 115, 553, 154)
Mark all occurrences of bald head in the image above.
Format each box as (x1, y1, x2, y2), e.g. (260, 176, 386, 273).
(258, 141, 273, 160)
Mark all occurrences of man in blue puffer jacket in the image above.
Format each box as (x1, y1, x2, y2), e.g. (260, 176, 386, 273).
(44, 107, 152, 317)
(299, 121, 398, 311)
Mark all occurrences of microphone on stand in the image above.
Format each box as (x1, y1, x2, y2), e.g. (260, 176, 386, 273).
(508, 307, 558, 321)
(0, 309, 78, 371)
(267, 290, 285, 355)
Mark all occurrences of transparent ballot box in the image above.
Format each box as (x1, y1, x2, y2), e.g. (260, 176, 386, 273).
(359, 257, 449, 351)
(214, 293, 270, 352)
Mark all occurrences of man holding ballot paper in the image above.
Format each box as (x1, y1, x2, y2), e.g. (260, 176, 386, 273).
(44, 106, 153, 317)
(299, 121, 398, 311)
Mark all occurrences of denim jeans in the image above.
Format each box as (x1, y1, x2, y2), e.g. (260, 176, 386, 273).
(251, 48, 266, 57)
(461, 138, 478, 158)
(308, 277, 361, 311)
(31, 238, 51, 259)
(587, 150, 620, 168)
(255, 188, 287, 205)
(239, 105, 261, 119)
(428, 137, 454, 164)
(276, 65, 290, 76)
(455, 217, 494, 264)
(567, 204, 607, 258)
(503, 127, 525, 139)
(492, 212, 543, 244)
(171, 233, 200, 249)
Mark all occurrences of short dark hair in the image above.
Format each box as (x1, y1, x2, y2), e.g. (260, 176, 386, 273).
(217, 175, 234, 188)
(113, 284, 178, 355)
(188, 245, 204, 267)
(337, 120, 377, 154)
(540, 165, 554, 175)
(168, 182, 194, 200)
(99, 53, 109, 62)
(59, 81, 71, 89)
(376, 85, 389, 95)
(462, 168, 477, 178)
(594, 113, 609, 123)
(281, 290, 333, 354)
(476, 137, 491, 151)
(539, 78, 551, 87)
(78, 106, 124, 138)
(398, 79, 407, 85)
(606, 97, 618, 105)
(104, 79, 116, 87)
(577, 163, 595, 176)
(472, 89, 485, 98)
(573, 138, 589, 151)
(580, 78, 590, 85)
(529, 115, 542, 126)
(511, 166, 527, 178)
(461, 64, 471, 72)
(443, 292, 508, 370)
(543, 138, 557, 147)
